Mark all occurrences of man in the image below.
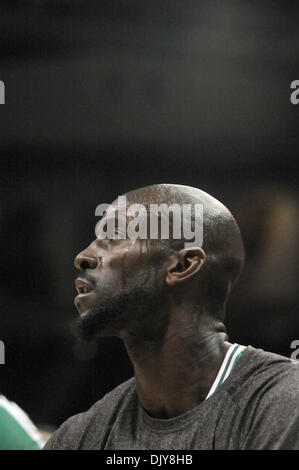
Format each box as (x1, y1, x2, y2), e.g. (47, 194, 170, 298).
(44, 184, 299, 450)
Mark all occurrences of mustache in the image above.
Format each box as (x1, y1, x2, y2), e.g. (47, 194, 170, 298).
(76, 272, 97, 288)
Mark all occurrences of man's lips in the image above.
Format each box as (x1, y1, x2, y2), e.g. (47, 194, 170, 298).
(75, 278, 94, 295)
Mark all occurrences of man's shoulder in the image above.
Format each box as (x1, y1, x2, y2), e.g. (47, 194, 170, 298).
(88, 376, 137, 417)
(229, 347, 299, 449)
(228, 346, 299, 408)
(243, 346, 299, 380)
(44, 376, 136, 450)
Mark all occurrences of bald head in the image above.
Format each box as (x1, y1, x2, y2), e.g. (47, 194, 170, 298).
(75, 184, 245, 340)
(123, 184, 245, 306)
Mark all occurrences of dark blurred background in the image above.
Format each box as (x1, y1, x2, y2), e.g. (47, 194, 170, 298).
(0, 0, 298, 428)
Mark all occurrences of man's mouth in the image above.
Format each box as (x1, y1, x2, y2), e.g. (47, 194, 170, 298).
(75, 279, 93, 295)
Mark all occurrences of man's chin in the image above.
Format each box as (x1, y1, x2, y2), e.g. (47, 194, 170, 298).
(74, 309, 122, 342)
(73, 282, 162, 342)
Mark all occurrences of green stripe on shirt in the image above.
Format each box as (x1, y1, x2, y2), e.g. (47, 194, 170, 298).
(216, 344, 241, 390)
(205, 343, 247, 400)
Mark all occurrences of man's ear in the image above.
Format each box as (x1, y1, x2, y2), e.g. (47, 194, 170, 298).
(166, 247, 206, 287)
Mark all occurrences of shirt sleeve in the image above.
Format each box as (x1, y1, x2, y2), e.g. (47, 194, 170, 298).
(240, 368, 299, 450)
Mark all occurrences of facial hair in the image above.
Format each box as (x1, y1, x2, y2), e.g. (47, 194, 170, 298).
(75, 271, 166, 342)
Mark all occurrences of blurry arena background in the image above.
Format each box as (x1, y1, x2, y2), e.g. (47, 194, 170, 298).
(0, 0, 298, 429)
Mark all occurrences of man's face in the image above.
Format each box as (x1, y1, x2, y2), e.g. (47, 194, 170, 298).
(74, 203, 168, 341)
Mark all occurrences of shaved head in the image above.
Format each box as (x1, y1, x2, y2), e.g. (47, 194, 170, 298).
(123, 184, 245, 309)
(74, 184, 245, 340)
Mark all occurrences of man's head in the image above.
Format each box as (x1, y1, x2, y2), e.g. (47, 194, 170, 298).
(74, 184, 245, 342)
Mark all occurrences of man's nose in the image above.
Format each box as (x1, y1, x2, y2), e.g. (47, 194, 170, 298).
(74, 245, 99, 271)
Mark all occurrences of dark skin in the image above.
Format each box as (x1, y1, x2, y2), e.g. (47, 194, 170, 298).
(74, 184, 245, 419)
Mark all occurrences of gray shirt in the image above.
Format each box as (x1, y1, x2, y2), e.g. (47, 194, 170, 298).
(44, 346, 299, 450)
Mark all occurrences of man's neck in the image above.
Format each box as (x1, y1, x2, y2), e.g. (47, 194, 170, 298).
(123, 311, 230, 419)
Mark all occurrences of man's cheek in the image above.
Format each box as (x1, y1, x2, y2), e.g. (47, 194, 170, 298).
(99, 257, 132, 290)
